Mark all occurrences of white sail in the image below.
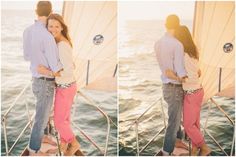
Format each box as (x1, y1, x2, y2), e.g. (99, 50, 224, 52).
(193, 1, 235, 102)
(62, 1, 117, 91)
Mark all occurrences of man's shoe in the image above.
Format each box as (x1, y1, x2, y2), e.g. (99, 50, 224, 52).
(156, 150, 163, 156)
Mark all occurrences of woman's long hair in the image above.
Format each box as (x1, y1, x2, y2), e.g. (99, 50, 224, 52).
(46, 13, 73, 47)
(174, 25, 199, 60)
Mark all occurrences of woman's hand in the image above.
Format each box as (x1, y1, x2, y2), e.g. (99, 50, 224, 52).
(37, 65, 52, 76)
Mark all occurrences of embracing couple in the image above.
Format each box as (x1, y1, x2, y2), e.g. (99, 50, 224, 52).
(155, 15, 211, 156)
(23, 1, 81, 156)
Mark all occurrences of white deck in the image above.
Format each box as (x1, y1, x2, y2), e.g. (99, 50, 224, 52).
(173, 147, 189, 156)
(40, 136, 58, 156)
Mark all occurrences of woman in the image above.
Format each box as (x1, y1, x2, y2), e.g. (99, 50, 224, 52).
(37, 13, 81, 156)
(165, 25, 211, 156)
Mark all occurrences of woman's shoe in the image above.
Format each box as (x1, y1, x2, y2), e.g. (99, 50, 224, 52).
(60, 142, 68, 155)
(200, 143, 211, 156)
(191, 146, 199, 156)
(65, 137, 82, 156)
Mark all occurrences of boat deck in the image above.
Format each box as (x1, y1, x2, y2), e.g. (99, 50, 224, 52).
(173, 147, 189, 156)
(20, 135, 84, 156)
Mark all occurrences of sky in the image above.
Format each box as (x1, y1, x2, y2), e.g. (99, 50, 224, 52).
(1, 1, 63, 11)
(1, 0, 195, 25)
(119, 1, 195, 21)
(2, 1, 195, 20)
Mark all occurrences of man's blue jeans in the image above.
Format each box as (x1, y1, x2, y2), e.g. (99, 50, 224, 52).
(162, 84, 184, 154)
(28, 78, 55, 152)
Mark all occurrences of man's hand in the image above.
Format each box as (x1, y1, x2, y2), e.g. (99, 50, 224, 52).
(198, 69, 201, 78)
(178, 77, 185, 83)
(37, 65, 51, 76)
(180, 76, 188, 83)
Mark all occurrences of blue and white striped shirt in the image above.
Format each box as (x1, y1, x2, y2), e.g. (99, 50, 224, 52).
(23, 20, 63, 78)
(154, 32, 186, 84)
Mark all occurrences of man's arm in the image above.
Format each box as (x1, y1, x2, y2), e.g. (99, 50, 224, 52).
(23, 29, 30, 61)
(154, 42, 159, 62)
(37, 65, 61, 77)
(165, 69, 186, 83)
(43, 34, 63, 73)
(198, 69, 201, 77)
(174, 43, 187, 78)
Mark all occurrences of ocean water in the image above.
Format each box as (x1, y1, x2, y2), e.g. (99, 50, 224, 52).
(118, 20, 235, 156)
(1, 10, 117, 156)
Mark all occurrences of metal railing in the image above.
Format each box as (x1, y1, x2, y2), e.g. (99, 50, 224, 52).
(127, 97, 235, 156)
(75, 90, 114, 156)
(200, 98, 235, 156)
(1, 82, 116, 156)
(1, 82, 31, 156)
(127, 97, 165, 156)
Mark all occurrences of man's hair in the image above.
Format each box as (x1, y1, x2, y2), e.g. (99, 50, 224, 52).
(165, 14, 180, 30)
(36, 1, 52, 17)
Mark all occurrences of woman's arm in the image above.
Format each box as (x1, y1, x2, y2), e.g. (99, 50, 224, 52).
(57, 42, 75, 77)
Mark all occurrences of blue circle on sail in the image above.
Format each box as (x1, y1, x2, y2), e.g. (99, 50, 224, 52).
(93, 34, 104, 45)
(223, 43, 233, 53)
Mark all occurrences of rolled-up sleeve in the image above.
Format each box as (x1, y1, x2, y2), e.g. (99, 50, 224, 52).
(43, 35, 63, 72)
(174, 43, 186, 77)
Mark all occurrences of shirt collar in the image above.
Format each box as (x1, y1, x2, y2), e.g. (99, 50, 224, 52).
(165, 32, 172, 37)
(34, 20, 46, 27)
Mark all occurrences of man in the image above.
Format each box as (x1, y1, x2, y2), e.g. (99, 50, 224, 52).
(154, 14, 188, 155)
(23, 1, 63, 155)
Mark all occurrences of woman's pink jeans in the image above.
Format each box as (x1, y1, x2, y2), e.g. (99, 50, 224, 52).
(54, 83, 77, 143)
(183, 88, 205, 148)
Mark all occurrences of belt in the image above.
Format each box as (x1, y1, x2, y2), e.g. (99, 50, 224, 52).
(56, 81, 76, 88)
(163, 83, 182, 87)
(38, 77, 55, 81)
(184, 88, 202, 95)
